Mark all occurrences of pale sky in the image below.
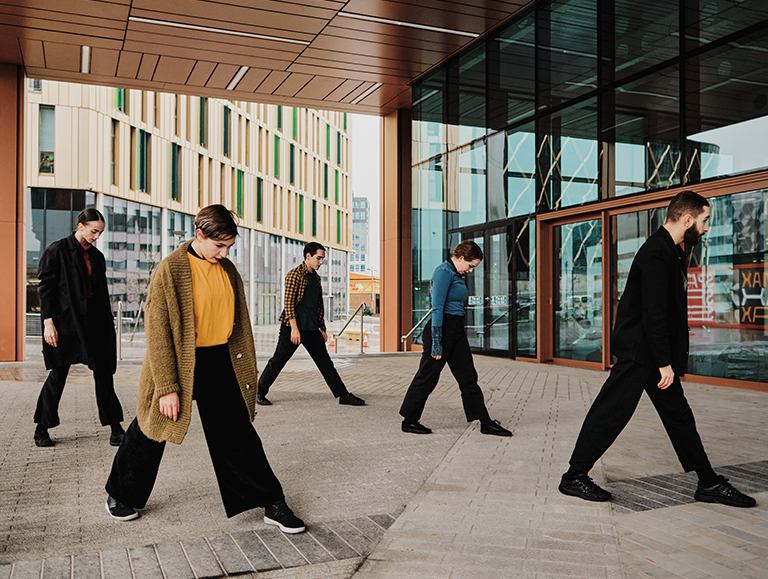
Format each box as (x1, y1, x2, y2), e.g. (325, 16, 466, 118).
(350, 113, 381, 275)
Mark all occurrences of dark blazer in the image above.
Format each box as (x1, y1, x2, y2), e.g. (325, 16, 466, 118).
(38, 233, 116, 373)
(611, 227, 689, 376)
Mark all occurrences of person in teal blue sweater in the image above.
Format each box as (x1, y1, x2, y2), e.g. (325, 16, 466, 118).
(399, 240, 512, 436)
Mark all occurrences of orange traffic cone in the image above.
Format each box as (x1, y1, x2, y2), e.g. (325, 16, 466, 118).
(363, 331, 368, 353)
(329, 333, 336, 353)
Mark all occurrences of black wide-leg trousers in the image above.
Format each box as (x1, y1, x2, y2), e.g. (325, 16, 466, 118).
(106, 344, 284, 518)
(34, 365, 123, 429)
(258, 325, 348, 398)
(399, 315, 490, 424)
(568, 360, 712, 474)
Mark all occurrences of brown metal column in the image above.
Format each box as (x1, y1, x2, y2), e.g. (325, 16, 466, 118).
(380, 108, 412, 352)
(0, 64, 25, 361)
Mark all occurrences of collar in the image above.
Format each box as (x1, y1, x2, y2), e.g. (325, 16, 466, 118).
(658, 227, 685, 258)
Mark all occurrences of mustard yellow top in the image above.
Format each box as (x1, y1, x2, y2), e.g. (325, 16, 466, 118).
(187, 252, 235, 347)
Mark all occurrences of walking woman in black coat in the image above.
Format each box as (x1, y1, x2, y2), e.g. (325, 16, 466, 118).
(33, 208, 125, 447)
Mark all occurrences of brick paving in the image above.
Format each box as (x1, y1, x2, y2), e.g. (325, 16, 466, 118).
(0, 331, 766, 578)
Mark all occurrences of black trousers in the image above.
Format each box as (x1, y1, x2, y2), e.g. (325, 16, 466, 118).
(34, 365, 123, 429)
(399, 316, 490, 423)
(568, 360, 712, 474)
(258, 325, 348, 398)
(106, 345, 284, 518)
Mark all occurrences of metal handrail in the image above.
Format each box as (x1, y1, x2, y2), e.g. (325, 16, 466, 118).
(401, 309, 432, 351)
(336, 302, 366, 337)
(485, 305, 511, 330)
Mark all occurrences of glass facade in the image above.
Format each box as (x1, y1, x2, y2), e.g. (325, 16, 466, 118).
(27, 191, 348, 335)
(411, 0, 768, 383)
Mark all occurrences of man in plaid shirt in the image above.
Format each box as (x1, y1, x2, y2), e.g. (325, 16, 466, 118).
(257, 242, 365, 406)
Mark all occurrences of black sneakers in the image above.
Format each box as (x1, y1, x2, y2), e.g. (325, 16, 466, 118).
(105, 496, 139, 521)
(694, 476, 756, 508)
(339, 392, 365, 406)
(256, 394, 272, 406)
(264, 499, 306, 534)
(480, 419, 512, 437)
(402, 420, 432, 434)
(558, 473, 612, 502)
(34, 429, 54, 447)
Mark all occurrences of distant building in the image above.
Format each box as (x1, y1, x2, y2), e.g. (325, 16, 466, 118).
(24, 80, 352, 332)
(351, 196, 370, 274)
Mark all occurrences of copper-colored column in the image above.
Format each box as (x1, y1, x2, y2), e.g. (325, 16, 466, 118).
(0, 64, 25, 361)
(380, 109, 412, 352)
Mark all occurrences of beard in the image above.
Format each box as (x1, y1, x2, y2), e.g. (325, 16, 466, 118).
(683, 223, 702, 246)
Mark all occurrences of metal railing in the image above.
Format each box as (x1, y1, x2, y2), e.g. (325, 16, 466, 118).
(400, 309, 432, 351)
(333, 302, 367, 354)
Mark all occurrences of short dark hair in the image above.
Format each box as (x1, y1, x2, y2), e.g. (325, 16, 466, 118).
(453, 240, 483, 262)
(194, 204, 239, 240)
(77, 208, 105, 225)
(304, 242, 325, 259)
(666, 190, 710, 223)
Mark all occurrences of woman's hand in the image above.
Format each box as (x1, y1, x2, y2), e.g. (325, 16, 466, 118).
(159, 392, 180, 421)
(43, 318, 58, 348)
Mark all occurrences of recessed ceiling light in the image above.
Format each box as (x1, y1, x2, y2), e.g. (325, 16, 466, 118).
(351, 82, 382, 105)
(128, 17, 310, 45)
(81, 46, 91, 74)
(338, 13, 478, 38)
(227, 66, 249, 90)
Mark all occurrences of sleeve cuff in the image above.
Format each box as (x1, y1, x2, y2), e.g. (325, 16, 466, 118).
(431, 325, 443, 357)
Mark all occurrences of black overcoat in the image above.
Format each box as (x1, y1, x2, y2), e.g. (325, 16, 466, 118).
(37, 233, 117, 373)
(611, 227, 689, 376)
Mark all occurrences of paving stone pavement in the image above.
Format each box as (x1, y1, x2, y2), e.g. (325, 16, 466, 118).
(0, 332, 766, 578)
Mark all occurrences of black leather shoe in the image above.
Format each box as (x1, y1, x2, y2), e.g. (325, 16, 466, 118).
(105, 496, 139, 521)
(339, 392, 365, 406)
(256, 394, 272, 406)
(558, 473, 612, 502)
(402, 421, 432, 434)
(34, 429, 54, 447)
(480, 419, 512, 437)
(109, 432, 124, 447)
(694, 476, 756, 508)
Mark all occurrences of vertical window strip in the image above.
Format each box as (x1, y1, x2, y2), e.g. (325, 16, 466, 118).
(274, 134, 280, 177)
(236, 169, 243, 216)
(256, 177, 263, 223)
(290, 144, 295, 184)
(292, 107, 298, 140)
(298, 194, 304, 234)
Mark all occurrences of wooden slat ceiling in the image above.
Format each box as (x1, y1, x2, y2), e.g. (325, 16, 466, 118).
(0, 0, 533, 115)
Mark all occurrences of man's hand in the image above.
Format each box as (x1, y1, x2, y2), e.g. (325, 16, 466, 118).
(290, 328, 301, 345)
(432, 354, 442, 360)
(159, 392, 180, 421)
(43, 318, 58, 348)
(657, 365, 675, 390)
(321, 329, 328, 343)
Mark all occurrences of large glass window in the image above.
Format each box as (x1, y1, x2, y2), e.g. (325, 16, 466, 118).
(610, 65, 681, 196)
(612, 0, 678, 82)
(505, 123, 536, 218)
(446, 140, 486, 228)
(539, 98, 599, 209)
(685, 28, 768, 182)
(554, 218, 603, 361)
(537, 0, 597, 109)
(488, 10, 535, 130)
(686, 189, 768, 382)
(684, 0, 768, 49)
(515, 217, 537, 358)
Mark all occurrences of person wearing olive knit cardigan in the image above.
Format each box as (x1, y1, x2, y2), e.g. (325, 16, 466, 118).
(104, 205, 305, 532)
(399, 240, 512, 437)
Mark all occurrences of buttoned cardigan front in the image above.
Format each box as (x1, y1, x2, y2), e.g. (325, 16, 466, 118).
(136, 240, 259, 444)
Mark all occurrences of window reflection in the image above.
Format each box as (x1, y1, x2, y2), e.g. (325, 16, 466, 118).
(445, 141, 486, 228)
(505, 125, 536, 217)
(516, 218, 536, 357)
(539, 99, 599, 209)
(610, 65, 681, 196)
(554, 219, 603, 362)
(612, 0, 678, 81)
(685, 29, 768, 182)
(538, 0, 598, 108)
(687, 190, 768, 381)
